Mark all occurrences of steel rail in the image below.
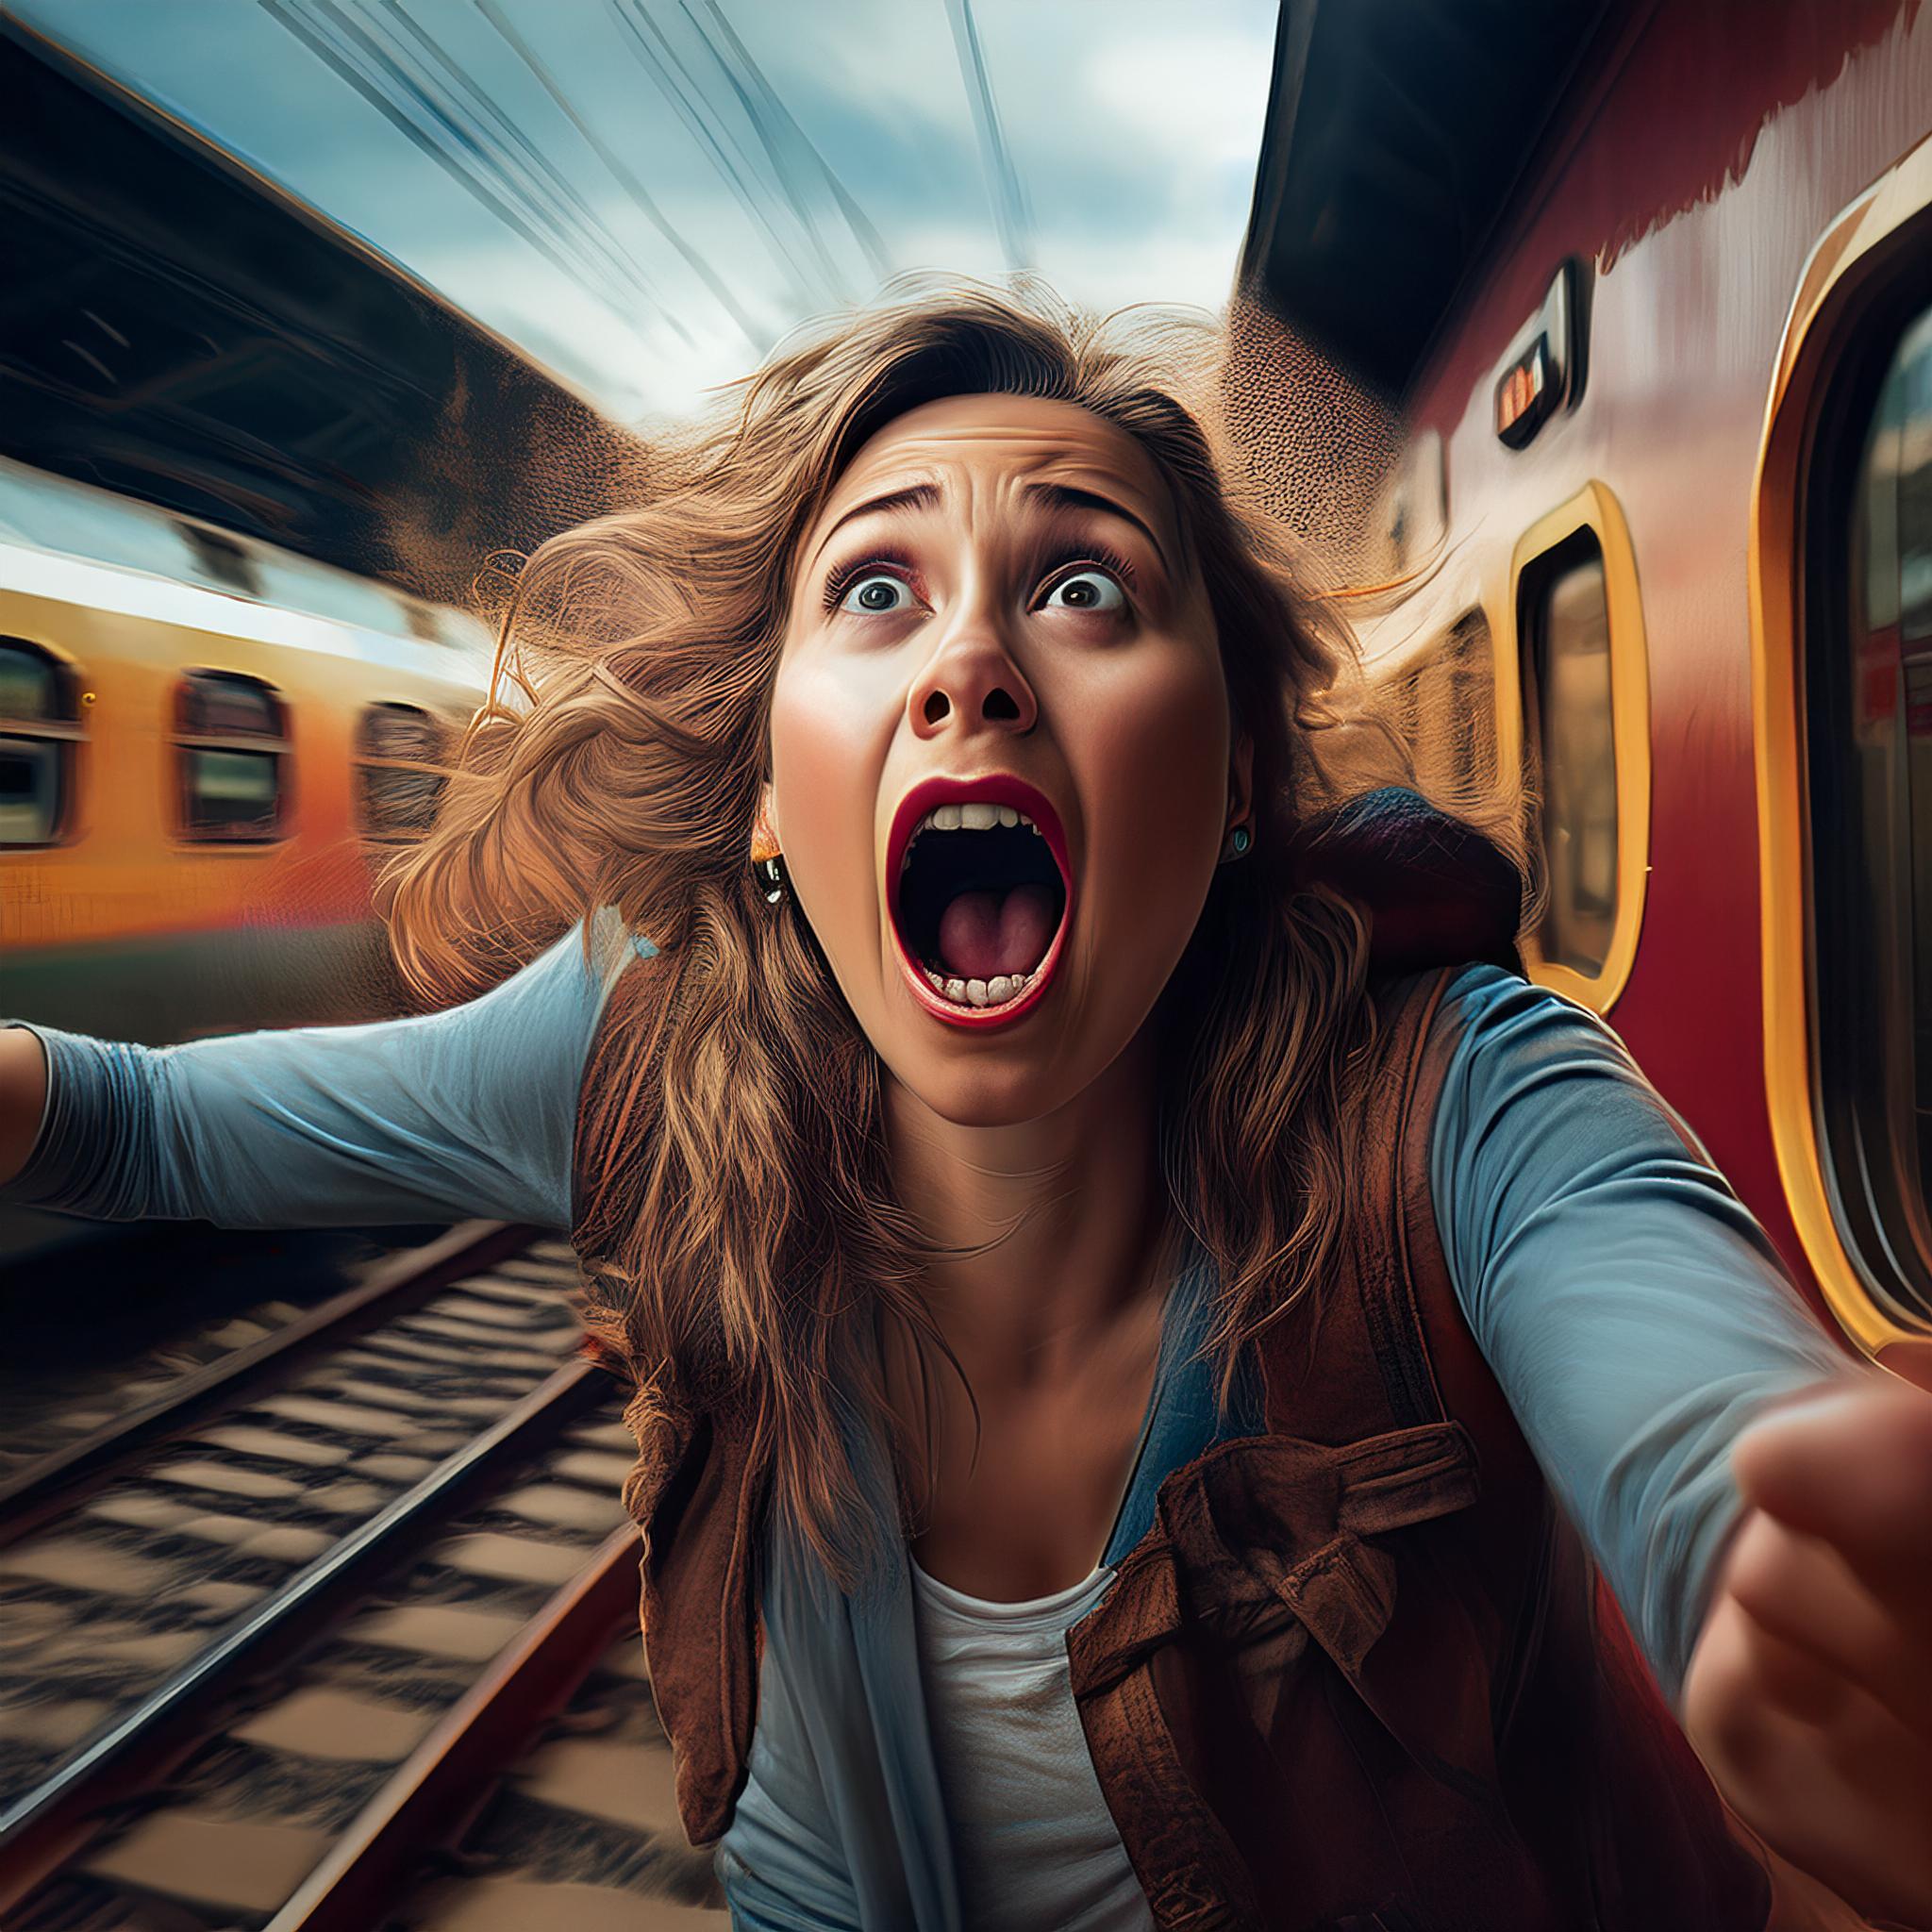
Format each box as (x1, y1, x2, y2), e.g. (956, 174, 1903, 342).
(0, 1355, 607, 1915)
(266, 1521, 641, 1931)
(0, 1218, 541, 1549)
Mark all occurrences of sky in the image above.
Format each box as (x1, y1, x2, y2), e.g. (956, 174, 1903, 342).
(14, 0, 1282, 428)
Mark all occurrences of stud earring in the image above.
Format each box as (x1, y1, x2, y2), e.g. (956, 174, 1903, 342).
(755, 852, 788, 904)
(1223, 824, 1253, 862)
(752, 809, 787, 905)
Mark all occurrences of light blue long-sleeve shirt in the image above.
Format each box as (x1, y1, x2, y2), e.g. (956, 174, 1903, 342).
(3, 915, 1862, 1925)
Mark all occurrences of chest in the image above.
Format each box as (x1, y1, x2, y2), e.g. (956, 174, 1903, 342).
(893, 1301, 1163, 1602)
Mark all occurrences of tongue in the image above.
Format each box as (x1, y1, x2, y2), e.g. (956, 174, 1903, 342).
(938, 884, 1057, 981)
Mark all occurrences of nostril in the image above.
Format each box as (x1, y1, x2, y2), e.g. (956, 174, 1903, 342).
(924, 691, 951, 725)
(984, 688, 1021, 723)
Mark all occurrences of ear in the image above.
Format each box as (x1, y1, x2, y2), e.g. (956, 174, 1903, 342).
(1228, 730, 1255, 831)
(754, 780, 782, 859)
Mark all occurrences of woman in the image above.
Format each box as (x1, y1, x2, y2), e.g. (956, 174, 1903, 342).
(4, 283, 1931, 1932)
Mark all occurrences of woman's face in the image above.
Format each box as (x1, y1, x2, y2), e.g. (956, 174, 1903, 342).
(768, 391, 1246, 1127)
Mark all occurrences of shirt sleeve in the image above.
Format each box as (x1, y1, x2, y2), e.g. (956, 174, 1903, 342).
(1428, 962, 1871, 1711)
(2, 909, 652, 1232)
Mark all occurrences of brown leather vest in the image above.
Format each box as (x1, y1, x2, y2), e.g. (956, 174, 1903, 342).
(572, 958, 1774, 1932)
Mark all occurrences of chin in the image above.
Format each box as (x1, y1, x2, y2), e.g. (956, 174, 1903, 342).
(888, 1036, 1090, 1131)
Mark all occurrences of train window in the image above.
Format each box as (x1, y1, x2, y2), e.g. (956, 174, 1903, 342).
(1807, 298, 1932, 1323)
(0, 640, 82, 846)
(1751, 137, 1932, 1353)
(355, 703, 446, 839)
(0, 456, 198, 581)
(1520, 534, 1617, 975)
(1401, 612, 1497, 804)
(1443, 612, 1497, 798)
(1502, 484, 1650, 1012)
(177, 524, 263, 598)
(174, 669, 288, 841)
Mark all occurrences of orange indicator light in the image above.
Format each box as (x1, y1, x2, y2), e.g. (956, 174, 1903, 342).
(1495, 336, 1552, 445)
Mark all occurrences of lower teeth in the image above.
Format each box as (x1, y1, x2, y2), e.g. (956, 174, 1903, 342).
(924, 969, 1031, 1007)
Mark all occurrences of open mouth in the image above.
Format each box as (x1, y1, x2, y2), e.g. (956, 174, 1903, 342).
(887, 776, 1073, 1027)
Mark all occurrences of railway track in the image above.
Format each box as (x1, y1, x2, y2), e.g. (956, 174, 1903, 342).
(0, 1223, 539, 1549)
(0, 1224, 466, 1492)
(0, 1227, 724, 1928)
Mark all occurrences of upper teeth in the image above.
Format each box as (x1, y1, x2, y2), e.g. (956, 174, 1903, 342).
(912, 801, 1036, 839)
(900, 800, 1041, 874)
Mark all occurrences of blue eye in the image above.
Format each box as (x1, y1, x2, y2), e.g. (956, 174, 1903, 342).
(840, 573, 913, 615)
(1043, 569, 1126, 614)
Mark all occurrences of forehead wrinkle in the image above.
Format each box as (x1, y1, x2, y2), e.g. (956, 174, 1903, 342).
(907, 427, 1182, 579)
(816, 456, 1172, 558)
(802, 402, 1199, 608)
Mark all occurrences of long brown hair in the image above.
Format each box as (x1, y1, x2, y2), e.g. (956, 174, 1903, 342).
(382, 276, 1497, 1586)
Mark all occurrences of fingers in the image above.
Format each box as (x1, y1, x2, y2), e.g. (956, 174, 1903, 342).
(1732, 1377, 1932, 1607)
(1720, 1508, 1932, 1740)
(1685, 1591, 1932, 1927)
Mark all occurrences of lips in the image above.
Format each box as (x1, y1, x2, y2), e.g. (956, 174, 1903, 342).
(885, 774, 1074, 1030)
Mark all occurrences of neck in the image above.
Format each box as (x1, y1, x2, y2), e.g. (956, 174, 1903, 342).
(883, 1027, 1173, 1382)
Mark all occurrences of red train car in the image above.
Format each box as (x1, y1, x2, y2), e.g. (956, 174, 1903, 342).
(1243, 0, 1932, 1362)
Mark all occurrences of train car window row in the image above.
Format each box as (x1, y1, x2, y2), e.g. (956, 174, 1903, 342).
(0, 639, 83, 847)
(1, 662, 460, 853)
(178, 525, 263, 597)
(174, 669, 289, 843)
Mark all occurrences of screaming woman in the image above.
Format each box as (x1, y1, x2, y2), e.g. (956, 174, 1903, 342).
(5, 285, 1932, 1932)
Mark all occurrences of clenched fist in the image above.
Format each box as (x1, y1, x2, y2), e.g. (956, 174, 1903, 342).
(1683, 1341, 1932, 1929)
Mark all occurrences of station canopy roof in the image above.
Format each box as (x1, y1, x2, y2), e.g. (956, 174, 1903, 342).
(0, 21, 634, 596)
(1241, 0, 1619, 398)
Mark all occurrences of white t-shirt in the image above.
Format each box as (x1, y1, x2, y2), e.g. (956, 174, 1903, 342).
(909, 1555, 1158, 1931)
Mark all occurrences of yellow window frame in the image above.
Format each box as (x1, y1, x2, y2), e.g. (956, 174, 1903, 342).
(1750, 133, 1932, 1357)
(1498, 481, 1652, 1013)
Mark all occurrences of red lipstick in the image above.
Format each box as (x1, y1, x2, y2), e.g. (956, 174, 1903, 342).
(885, 774, 1074, 1030)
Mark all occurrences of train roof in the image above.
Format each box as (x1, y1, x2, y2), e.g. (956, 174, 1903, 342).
(0, 16, 644, 604)
(1240, 0, 1620, 399)
(0, 455, 491, 659)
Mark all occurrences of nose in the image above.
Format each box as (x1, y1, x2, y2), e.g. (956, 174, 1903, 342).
(907, 625, 1038, 741)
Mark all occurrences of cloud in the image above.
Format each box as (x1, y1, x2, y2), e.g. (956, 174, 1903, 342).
(11, 0, 1278, 417)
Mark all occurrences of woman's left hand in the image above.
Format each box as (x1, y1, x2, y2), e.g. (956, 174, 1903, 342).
(1682, 1342, 1932, 1928)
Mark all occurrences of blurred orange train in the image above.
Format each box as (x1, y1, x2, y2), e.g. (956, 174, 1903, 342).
(0, 458, 488, 1047)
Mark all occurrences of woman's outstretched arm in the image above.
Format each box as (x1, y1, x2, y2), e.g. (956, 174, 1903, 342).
(1433, 965, 1932, 1924)
(1430, 964, 1869, 1704)
(0, 911, 650, 1231)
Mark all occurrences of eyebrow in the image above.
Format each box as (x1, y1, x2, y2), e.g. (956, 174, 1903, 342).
(809, 483, 941, 569)
(808, 477, 1172, 575)
(1021, 483, 1170, 574)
